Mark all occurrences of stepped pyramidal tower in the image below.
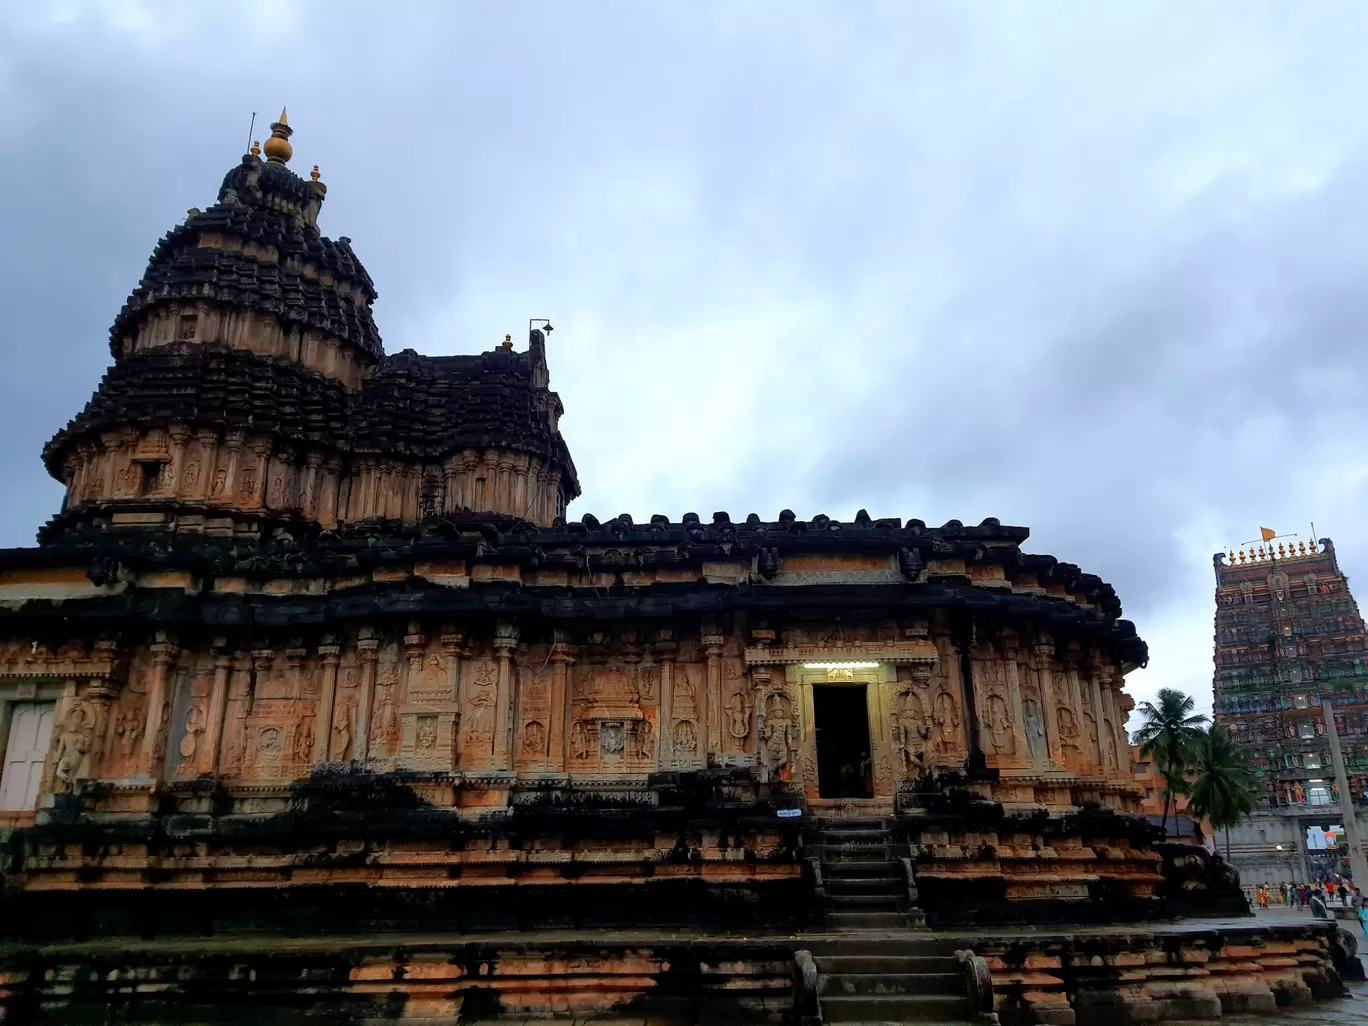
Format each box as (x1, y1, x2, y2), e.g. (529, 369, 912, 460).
(1211, 533, 1368, 883)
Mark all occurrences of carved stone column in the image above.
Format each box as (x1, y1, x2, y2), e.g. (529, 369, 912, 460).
(166, 425, 191, 499)
(139, 636, 176, 779)
(355, 629, 380, 761)
(219, 429, 244, 503)
(302, 452, 324, 521)
(549, 636, 575, 772)
(998, 633, 1030, 768)
(950, 616, 986, 774)
(441, 631, 464, 769)
(1088, 669, 1109, 770)
(703, 631, 724, 758)
(313, 638, 341, 767)
(81, 679, 119, 781)
(654, 630, 677, 767)
(493, 620, 519, 768)
(200, 641, 232, 775)
(193, 428, 218, 501)
(1033, 638, 1065, 768)
(1064, 651, 1095, 768)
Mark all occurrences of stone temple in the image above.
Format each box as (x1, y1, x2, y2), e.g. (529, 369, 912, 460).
(0, 113, 1356, 1024)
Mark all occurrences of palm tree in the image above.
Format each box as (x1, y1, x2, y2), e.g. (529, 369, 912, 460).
(1134, 688, 1209, 836)
(1187, 725, 1259, 859)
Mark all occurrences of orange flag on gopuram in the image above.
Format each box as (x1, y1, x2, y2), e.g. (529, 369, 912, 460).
(1260, 527, 1276, 543)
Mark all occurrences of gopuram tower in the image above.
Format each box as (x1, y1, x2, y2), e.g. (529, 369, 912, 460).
(0, 117, 1354, 1024)
(1212, 533, 1368, 884)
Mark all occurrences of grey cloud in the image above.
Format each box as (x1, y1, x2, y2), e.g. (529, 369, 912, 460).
(3, 1, 1368, 720)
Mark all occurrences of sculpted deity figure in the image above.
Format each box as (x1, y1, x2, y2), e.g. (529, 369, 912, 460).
(673, 719, 698, 755)
(465, 665, 497, 751)
(891, 691, 930, 774)
(416, 717, 438, 752)
(932, 691, 961, 754)
(115, 704, 144, 758)
(762, 693, 798, 773)
(293, 717, 315, 765)
(522, 720, 546, 756)
(633, 718, 654, 760)
(600, 721, 626, 756)
(726, 689, 752, 741)
(1057, 706, 1080, 741)
(179, 704, 207, 761)
(331, 705, 352, 761)
(987, 693, 1013, 752)
(53, 704, 93, 784)
(569, 720, 591, 761)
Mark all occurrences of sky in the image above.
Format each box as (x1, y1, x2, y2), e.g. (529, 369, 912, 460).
(4, 1, 1368, 732)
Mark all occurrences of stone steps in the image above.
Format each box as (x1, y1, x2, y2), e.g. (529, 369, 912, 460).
(820, 992, 973, 1023)
(803, 820, 974, 1022)
(819, 971, 965, 995)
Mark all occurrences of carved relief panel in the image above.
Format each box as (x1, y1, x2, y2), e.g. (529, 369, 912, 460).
(660, 661, 703, 770)
(397, 645, 458, 771)
(515, 650, 553, 770)
(565, 660, 657, 774)
(461, 659, 499, 769)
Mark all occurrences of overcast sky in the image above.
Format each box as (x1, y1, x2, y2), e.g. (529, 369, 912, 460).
(4, 2, 1368, 730)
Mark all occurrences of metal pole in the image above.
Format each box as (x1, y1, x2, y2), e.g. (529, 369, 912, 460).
(1321, 696, 1368, 885)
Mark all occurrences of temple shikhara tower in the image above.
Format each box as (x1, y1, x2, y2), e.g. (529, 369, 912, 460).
(1212, 533, 1368, 884)
(0, 115, 1356, 1024)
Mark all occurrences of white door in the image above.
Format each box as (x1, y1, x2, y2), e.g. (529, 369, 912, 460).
(0, 702, 56, 810)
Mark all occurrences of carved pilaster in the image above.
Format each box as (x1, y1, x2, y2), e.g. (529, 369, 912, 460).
(998, 632, 1030, 769)
(950, 616, 985, 773)
(549, 637, 575, 771)
(703, 631, 724, 758)
(139, 637, 176, 779)
(355, 630, 380, 761)
(1032, 639, 1064, 768)
(220, 429, 244, 504)
(313, 639, 341, 766)
(201, 641, 232, 775)
(493, 620, 519, 768)
(193, 428, 218, 502)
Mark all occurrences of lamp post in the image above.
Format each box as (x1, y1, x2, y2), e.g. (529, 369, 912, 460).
(1321, 695, 1368, 885)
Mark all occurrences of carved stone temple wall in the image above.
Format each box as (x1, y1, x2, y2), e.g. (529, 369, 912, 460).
(0, 116, 1164, 948)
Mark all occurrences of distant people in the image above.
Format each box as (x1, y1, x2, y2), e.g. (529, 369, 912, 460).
(1356, 889, 1368, 938)
(1327, 879, 1337, 903)
(1279, 882, 1289, 906)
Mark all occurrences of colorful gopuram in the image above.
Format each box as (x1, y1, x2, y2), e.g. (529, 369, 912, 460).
(0, 116, 1354, 1024)
(1212, 534, 1368, 884)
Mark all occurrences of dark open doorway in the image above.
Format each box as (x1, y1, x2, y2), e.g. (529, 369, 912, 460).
(813, 685, 873, 799)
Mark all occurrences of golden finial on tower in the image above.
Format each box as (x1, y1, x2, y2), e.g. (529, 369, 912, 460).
(1238, 549, 1246, 564)
(310, 165, 320, 182)
(502, 334, 513, 350)
(1278, 542, 1286, 558)
(1228, 550, 1235, 565)
(263, 106, 293, 165)
(251, 140, 261, 158)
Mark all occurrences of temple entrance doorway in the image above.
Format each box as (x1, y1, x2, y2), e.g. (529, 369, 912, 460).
(813, 685, 872, 799)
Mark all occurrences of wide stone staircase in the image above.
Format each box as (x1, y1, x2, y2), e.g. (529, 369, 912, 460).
(798, 815, 995, 1023)
(811, 814, 923, 931)
(798, 937, 990, 1024)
